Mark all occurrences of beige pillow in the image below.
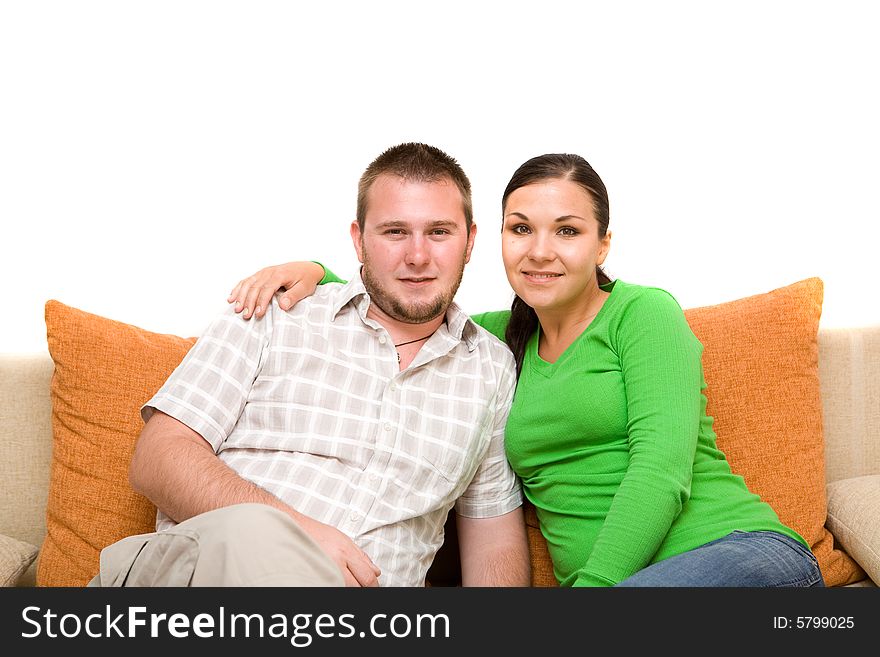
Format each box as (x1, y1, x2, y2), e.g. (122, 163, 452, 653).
(1, 534, 39, 587)
(826, 475, 880, 585)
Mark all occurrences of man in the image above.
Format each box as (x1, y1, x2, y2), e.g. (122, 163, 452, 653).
(90, 143, 529, 587)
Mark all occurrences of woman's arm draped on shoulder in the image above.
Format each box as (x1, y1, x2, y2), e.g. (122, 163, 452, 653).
(469, 310, 512, 343)
(227, 260, 513, 326)
(573, 290, 704, 587)
(227, 261, 339, 319)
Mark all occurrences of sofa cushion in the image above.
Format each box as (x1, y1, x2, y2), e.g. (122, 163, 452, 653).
(683, 277, 862, 586)
(0, 353, 54, 553)
(39, 300, 196, 587)
(826, 475, 880, 585)
(527, 278, 863, 587)
(1, 534, 39, 587)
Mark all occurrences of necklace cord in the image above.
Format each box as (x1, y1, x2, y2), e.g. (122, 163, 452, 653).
(394, 334, 433, 348)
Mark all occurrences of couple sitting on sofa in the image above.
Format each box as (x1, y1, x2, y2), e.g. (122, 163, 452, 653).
(89, 142, 822, 588)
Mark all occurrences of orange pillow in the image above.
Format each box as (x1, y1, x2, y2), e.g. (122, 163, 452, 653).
(39, 300, 196, 587)
(684, 278, 863, 586)
(527, 278, 863, 587)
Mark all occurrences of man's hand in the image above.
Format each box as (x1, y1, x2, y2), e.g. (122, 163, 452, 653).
(296, 515, 381, 587)
(227, 261, 325, 319)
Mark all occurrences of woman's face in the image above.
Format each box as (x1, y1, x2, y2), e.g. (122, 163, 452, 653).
(502, 178, 611, 315)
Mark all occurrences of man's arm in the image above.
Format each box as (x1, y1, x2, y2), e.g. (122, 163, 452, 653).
(456, 507, 530, 586)
(129, 410, 381, 586)
(129, 410, 294, 523)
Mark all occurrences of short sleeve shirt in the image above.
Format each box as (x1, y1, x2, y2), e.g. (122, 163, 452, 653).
(143, 272, 521, 586)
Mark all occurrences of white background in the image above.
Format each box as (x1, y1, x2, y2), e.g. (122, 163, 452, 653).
(2, 1, 878, 353)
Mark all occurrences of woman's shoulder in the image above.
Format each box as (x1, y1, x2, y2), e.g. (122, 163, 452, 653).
(607, 280, 698, 348)
(609, 279, 684, 312)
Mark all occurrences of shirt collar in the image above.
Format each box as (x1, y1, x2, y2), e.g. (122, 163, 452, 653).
(331, 269, 480, 352)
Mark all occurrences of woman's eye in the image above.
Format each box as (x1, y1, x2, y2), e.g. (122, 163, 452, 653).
(558, 227, 578, 236)
(512, 224, 530, 235)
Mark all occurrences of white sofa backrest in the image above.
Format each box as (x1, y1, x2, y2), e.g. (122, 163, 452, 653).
(818, 325, 880, 483)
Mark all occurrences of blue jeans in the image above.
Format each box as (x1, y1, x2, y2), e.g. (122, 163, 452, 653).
(615, 530, 824, 587)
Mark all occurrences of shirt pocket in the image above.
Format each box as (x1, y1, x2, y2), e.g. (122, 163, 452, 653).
(410, 397, 491, 483)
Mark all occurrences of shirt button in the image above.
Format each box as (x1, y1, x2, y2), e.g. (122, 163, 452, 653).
(378, 335, 387, 345)
(369, 473, 379, 482)
(389, 382, 397, 392)
(350, 512, 360, 522)
(384, 422, 392, 431)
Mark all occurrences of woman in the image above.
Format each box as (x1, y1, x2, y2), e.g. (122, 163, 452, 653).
(227, 154, 823, 587)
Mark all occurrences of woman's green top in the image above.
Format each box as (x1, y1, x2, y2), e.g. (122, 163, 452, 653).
(472, 280, 807, 587)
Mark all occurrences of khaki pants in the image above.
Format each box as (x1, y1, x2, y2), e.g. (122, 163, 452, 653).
(88, 503, 345, 587)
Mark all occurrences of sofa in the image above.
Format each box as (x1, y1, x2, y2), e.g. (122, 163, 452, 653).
(1, 278, 878, 587)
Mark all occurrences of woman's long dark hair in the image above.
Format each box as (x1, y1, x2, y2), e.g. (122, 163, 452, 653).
(502, 154, 612, 378)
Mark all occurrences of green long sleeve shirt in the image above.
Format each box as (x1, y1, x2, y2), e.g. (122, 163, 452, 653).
(473, 280, 806, 586)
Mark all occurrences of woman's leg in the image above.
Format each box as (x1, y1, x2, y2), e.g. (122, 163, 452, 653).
(615, 531, 824, 587)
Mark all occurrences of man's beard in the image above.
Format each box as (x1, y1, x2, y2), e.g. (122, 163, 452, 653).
(361, 250, 466, 325)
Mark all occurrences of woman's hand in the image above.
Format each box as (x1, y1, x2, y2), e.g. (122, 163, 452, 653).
(227, 261, 325, 319)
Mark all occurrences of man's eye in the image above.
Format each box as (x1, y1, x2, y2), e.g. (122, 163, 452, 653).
(430, 229, 450, 236)
(386, 229, 405, 235)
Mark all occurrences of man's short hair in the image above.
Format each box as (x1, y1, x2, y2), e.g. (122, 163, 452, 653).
(356, 143, 473, 232)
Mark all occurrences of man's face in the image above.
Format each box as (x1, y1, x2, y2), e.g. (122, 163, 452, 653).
(351, 174, 476, 324)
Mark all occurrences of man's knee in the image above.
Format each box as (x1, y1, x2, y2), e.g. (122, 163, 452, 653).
(95, 503, 343, 587)
(187, 503, 291, 545)
(185, 503, 343, 586)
